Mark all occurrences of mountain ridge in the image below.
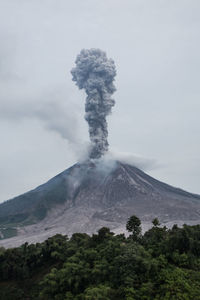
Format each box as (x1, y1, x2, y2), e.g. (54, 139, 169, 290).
(0, 160, 200, 247)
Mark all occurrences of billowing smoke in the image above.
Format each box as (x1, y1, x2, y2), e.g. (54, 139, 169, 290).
(71, 48, 116, 159)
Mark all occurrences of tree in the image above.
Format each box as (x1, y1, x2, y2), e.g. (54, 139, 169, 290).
(126, 215, 142, 240)
(84, 285, 112, 300)
(152, 218, 160, 227)
(98, 227, 113, 241)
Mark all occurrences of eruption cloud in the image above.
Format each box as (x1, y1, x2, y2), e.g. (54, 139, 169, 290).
(71, 49, 116, 159)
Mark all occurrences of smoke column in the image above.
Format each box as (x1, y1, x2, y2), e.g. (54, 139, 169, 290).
(71, 49, 116, 159)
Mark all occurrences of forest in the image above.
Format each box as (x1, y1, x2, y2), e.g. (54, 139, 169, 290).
(0, 216, 200, 299)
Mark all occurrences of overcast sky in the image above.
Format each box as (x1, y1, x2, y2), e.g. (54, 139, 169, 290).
(0, 0, 200, 203)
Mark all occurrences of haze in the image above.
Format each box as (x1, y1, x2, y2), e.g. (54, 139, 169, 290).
(0, 0, 200, 202)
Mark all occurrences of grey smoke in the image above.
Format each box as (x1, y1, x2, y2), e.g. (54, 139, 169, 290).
(0, 88, 81, 146)
(105, 150, 159, 171)
(71, 48, 116, 159)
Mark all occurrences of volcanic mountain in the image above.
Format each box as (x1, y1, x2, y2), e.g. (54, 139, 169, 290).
(0, 160, 200, 248)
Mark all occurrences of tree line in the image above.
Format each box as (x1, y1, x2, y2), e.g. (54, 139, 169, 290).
(0, 216, 200, 299)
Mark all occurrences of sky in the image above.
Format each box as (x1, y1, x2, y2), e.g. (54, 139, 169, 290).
(0, 0, 200, 203)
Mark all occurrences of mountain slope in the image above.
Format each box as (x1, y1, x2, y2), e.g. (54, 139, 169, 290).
(0, 160, 200, 247)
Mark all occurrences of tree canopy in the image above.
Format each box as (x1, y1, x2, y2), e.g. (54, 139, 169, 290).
(0, 217, 200, 299)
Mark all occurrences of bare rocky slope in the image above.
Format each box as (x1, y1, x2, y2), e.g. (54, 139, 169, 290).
(0, 160, 200, 248)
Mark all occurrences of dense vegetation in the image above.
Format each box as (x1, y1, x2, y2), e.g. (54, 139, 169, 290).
(0, 216, 200, 299)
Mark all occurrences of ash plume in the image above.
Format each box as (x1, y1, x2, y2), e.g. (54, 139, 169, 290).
(71, 48, 116, 159)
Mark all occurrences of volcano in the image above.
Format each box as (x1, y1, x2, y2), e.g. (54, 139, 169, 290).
(0, 160, 200, 248)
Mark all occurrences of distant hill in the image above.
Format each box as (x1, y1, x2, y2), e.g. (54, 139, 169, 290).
(0, 160, 200, 247)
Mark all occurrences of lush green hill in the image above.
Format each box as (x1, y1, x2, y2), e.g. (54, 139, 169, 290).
(0, 217, 200, 299)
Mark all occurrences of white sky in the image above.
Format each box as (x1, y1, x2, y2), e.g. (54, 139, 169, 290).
(0, 0, 200, 202)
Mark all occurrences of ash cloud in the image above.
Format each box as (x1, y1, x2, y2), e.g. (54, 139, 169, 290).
(71, 48, 116, 159)
(104, 150, 159, 171)
(0, 32, 86, 159)
(0, 93, 77, 144)
(0, 84, 88, 160)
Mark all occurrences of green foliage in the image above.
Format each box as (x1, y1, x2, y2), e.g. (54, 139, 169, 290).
(152, 218, 160, 227)
(126, 215, 142, 241)
(0, 217, 200, 299)
(83, 284, 112, 299)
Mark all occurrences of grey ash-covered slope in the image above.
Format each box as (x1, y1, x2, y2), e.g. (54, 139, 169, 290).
(0, 160, 200, 247)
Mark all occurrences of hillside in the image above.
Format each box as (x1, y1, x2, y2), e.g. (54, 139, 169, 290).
(0, 160, 200, 247)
